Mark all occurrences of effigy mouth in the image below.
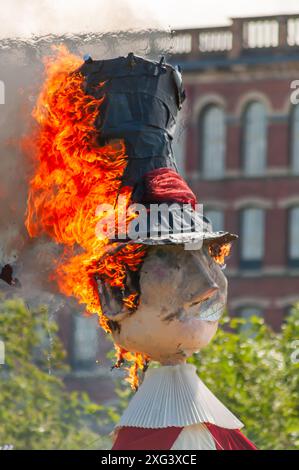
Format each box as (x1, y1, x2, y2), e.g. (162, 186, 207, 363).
(162, 293, 226, 324)
(196, 296, 226, 321)
(180, 290, 226, 322)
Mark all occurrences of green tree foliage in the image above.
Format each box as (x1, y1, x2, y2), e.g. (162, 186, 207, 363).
(0, 297, 112, 450)
(1, 296, 298, 450)
(107, 305, 299, 450)
(188, 305, 299, 450)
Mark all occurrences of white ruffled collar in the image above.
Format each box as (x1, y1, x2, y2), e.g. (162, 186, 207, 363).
(118, 363, 243, 429)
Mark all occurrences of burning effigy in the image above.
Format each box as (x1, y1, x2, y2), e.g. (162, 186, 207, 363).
(25, 46, 256, 450)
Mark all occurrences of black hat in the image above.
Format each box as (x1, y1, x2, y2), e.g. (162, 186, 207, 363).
(79, 53, 237, 248)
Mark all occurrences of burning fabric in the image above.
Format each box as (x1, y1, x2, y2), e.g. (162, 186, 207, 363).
(24, 46, 146, 383)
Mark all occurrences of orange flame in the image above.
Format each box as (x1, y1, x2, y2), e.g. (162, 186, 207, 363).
(123, 292, 139, 310)
(25, 45, 147, 386)
(115, 346, 149, 390)
(209, 242, 231, 266)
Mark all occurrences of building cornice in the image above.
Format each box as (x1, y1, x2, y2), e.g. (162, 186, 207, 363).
(232, 197, 273, 210)
(188, 169, 299, 181)
(226, 267, 299, 278)
(278, 196, 299, 208)
(229, 297, 271, 309)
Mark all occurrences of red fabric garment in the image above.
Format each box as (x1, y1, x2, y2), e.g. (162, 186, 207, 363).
(112, 426, 183, 450)
(204, 423, 257, 450)
(142, 168, 197, 209)
(112, 424, 257, 450)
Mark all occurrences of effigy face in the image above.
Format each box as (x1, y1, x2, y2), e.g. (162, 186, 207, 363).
(110, 244, 228, 364)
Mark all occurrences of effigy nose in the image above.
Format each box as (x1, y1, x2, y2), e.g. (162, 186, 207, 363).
(184, 267, 219, 307)
(186, 284, 219, 308)
(182, 251, 221, 307)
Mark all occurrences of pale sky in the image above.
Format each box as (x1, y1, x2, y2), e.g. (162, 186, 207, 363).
(0, 0, 299, 38)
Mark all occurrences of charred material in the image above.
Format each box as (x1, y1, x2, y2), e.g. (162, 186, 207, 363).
(0, 264, 20, 287)
(107, 319, 121, 334)
(79, 52, 186, 198)
(96, 263, 144, 321)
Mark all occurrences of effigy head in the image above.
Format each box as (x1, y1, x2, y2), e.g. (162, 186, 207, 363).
(97, 202, 236, 364)
(106, 243, 228, 364)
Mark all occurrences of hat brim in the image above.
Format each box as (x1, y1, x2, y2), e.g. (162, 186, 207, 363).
(107, 231, 238, 254)
(133, 231, 238, 246)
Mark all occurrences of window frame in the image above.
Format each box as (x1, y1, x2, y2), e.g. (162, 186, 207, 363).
(241, 101, 268, 176)
(71, 314, 99, 371)
(204, 208, 224, 232)
(290, 104, 299, 174)
(288, 206, 299, 268)
(239, 207, 265, 269)
(199, 104, 226, 180)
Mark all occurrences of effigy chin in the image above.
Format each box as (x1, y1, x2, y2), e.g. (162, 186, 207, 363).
(79, 53, 257, 450)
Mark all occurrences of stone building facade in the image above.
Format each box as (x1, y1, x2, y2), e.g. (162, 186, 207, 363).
(170, 14, 299, 329)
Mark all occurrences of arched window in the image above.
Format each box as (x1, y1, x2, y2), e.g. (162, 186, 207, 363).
(238, 305, 263, 333)
(200, 105, 226, 179)
(240, 208, 265, 268)
(239, 305, 263, 320)
(243, 102, 267, 175)
(288, 206, 299, 266)
(72, 315, 98, 371)
(205, 209, 224, 231)
(291, 105, 299, 174)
